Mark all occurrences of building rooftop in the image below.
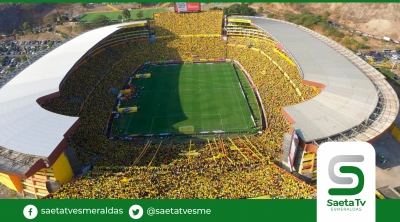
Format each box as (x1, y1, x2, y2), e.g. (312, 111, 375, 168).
(234, 16, 385, 142)
(0, 21, 145, 175)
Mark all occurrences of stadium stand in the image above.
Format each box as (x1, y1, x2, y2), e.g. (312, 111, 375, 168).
(154, 11, 223, 36)
(0, 11, 397, 199)
(43, 12, 318, 199)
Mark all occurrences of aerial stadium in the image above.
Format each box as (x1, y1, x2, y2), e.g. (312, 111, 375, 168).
(0, 4, 398, 199)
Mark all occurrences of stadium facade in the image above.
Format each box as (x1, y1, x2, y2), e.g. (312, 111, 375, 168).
(0, 12, 398, 197)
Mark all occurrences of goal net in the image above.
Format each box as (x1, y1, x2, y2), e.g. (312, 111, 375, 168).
(179, 126, 194, 134)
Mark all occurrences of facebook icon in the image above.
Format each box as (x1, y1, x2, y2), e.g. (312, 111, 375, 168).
(23, 205, 38, 219)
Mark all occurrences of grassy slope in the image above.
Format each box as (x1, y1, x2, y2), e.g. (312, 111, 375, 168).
(80, 8, 167, 21)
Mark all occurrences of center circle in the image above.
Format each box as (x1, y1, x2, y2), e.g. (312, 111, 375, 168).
(176, 84, 201, 96)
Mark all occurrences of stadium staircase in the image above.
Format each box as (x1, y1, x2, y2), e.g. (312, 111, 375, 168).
(21, 169, 57, 199)
(300, 151, 317, 188)
(228, 137, 261, 161)
(377, 186, 400, 199)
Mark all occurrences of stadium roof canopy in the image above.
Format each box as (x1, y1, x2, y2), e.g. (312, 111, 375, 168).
(233, 16, 380, 142)
(0, 21, 145, 176)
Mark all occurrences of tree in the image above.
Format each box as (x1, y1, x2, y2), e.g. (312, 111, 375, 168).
(14, 57, 21, 63)
(257, 7, 264, 13)
(60, 16, 68, 23)
(122, 8, 131, 20)
(81, 3, 87, 8)
(21, 55, 27, 62)
(20, 22, 31, 34)
(48, 41, 54, 47)
(12, 29, 18, 35)
(6, 67, 16, 72)
(92, 15, 110, 27)
(118, 15, 123, 21)
(210, 7, 223, 10)
(223, 3, 256, 16)
(136, 10, 144, 20)
(322, 11, 331, 19)
(355, 41, 369, 49)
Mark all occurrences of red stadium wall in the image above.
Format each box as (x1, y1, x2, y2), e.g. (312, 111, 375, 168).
(305, 143, 318, 153)
(36, 91, 61, 104)
(302, 79, 326, 90)
(366, 123, 393, 143)
(281, 107, 295, 133)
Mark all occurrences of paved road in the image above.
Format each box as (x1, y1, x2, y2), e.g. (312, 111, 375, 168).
(373, 104, 400, 190)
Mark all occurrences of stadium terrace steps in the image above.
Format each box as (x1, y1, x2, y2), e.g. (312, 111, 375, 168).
(21, 169, 57, 198)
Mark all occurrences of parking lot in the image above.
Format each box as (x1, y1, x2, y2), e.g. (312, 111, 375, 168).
(358, 49, 400, 63)
(0, 40, 63, 75)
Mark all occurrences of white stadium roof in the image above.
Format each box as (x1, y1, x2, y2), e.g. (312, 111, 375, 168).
(234, 16, 398, 142)
(0, 22, 143, 174)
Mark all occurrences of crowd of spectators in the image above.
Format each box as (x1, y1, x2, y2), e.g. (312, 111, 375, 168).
(154, 11, 223, 36)
(111, 36, 226, 62)
(51, 163, 315, 199)
(43, 15, 319, 199)
(227, 37, 319, 154)
(50, 137, 315, 199)
(41, 97, 81, 117)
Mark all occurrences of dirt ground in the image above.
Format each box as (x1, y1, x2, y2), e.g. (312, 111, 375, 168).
(254, 3, 400, 43)
(16, 32, 64, 41)
(0, 183, 23, 199)
(55, 22, 87, 37)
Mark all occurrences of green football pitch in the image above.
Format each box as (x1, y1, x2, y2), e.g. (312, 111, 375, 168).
(111, 62, 261, 136)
